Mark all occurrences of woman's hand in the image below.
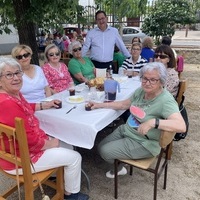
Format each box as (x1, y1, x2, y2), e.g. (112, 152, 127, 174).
(42, 138, 59, 150)
(38, 100, 62, 110)
(137, 119, 155, 135)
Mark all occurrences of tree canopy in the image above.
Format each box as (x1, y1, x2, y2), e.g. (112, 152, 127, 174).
(142, 0, 197, 44)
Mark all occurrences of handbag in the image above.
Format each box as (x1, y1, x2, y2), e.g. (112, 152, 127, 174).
(174, 96, 189, 141)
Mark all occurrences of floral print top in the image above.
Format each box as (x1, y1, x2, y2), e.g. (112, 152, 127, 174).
(42, 62, 73, 92)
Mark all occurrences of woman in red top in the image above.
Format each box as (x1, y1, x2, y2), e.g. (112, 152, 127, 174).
(43, 43, 74, 94)
(0, 57, 89, 200)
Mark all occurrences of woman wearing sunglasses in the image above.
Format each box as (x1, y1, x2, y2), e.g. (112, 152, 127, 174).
(68, 41, 95, 85)
(154, 45, 179, 97)
(43, 44, 73, 93)
(11, 44, 52, 103)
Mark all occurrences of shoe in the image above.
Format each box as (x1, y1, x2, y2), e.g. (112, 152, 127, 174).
(106, 166, 127, 178)
(64, 192, 89, 200)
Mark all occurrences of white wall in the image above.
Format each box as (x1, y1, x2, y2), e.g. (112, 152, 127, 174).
(0, 25, 19, 55)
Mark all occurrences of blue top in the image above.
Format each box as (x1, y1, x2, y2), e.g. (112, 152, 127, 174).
(141, 47, 155, 62)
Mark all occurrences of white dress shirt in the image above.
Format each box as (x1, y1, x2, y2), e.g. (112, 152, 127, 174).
(82, 26, 130, 62)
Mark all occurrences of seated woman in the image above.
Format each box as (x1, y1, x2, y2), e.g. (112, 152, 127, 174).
(141, 36, 155, 62)
(43, 43, 73, 94)
(11, 44, 52, 103)
(0, 57, 89, 200)
(154, 44, 179, 97)
(68, 41, 95, 85)
(90, 62, 186, 178)
(122, 42, 148, 77)
(113, 45, 126, 69)
(132, 37, 141, 43)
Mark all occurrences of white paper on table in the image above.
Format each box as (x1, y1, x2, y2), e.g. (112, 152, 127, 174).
(95, 68, 107, 78)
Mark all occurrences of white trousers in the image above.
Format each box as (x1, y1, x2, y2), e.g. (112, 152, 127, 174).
(6, 141, 82, 193)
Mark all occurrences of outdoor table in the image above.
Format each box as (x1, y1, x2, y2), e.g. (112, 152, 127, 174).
(35, 75, 141, 149)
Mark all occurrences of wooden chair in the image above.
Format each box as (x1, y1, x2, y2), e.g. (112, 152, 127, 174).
(168, 78, 188, 159)
(61, 58, 71, 67)
(0, 118, 64, 200)
(114, 130, 176, 200)
(176, 79, 188, 106)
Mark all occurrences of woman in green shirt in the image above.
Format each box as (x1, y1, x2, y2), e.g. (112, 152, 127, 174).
(68, 41, 95, 85)
(91, 62, 186, 178)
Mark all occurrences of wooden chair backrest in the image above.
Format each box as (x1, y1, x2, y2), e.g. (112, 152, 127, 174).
(176, 79, 188, 106)
(0, 118, 33, 183)
(159, 130, 176, 148)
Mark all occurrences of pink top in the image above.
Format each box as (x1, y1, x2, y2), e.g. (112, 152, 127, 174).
(0, 93, 48, 170)
(42, 62, 73, 92)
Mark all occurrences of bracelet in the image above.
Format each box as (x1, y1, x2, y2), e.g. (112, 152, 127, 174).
(155, 118, 159, 129)
(40, 102, 43, 110)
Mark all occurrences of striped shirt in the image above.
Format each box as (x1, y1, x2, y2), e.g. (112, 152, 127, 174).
(122, 55, 147, 72)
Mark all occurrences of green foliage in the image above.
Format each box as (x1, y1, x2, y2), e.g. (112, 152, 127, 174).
(94, 0, 148, 28)
(0, 0, 83, 32)
(142, 0, 197, 45)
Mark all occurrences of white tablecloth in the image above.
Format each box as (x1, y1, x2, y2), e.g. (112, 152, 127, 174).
(35, 75, 141, 149)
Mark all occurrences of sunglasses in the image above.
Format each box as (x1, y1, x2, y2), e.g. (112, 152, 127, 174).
(48, 52, 60, 57)
(16, 53, 31, 60)
(154, 54, 169, 59)
(73, 47, 82, 52)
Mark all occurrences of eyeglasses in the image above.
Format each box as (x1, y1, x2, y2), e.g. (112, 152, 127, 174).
(73, 47, 82, 52)
(154, 54, 169, 59)
(132, 48, 141, 51)
(48, 52, 60, 57)
(0, 71, 24, 80)
(141, 76, 160, 85)
(16, 53, 31, 60)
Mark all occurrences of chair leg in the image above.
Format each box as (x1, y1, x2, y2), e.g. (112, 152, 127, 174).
(114, 159, 119, 199)
(163, 162, 168, 190)
(153, 173, 158, 200)
(167, 142, 173, 160)
(130, 166, 133, 175)
(81, 169, 91, 191)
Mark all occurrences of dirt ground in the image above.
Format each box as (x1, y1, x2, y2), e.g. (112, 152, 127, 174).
(79, 63, 200, 200)
(0, 64, 200, 200)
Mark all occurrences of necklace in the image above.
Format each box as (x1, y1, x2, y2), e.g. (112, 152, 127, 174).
(48, 63, 64, 77)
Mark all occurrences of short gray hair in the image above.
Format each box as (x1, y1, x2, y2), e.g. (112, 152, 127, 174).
(0, 57, 22, 75)
(68, 41, 82, 55)
(139, 62, 167, 85)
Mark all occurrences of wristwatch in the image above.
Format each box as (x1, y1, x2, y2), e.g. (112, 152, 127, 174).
(155, 118, 159, 129)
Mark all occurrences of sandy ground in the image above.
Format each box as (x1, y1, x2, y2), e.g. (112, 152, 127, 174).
(0, 64, 200, 200)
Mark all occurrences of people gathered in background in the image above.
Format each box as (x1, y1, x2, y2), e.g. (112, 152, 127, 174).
(62, 35, 71, 52)
(122, 42, 148, 77)
(154, 44, 179, 97)
(68, 41, 95, 85)
(141, 36, 155, 62)
(82, 10, 130, 69)
(11, 44, 52, 103)
(43, 44, 73, 94)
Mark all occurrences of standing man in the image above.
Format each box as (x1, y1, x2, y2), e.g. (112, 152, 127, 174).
(82, 10, 130, 69)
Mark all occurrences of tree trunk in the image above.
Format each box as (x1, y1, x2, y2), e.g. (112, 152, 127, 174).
(12, 0, 39, 65)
